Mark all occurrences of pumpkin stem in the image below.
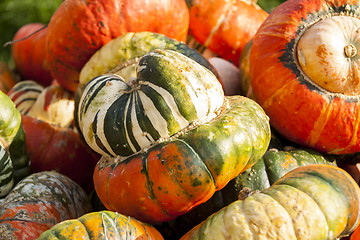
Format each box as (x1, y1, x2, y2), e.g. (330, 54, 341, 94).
(344, 43, 357, 58)
(3, 25, 48, 47)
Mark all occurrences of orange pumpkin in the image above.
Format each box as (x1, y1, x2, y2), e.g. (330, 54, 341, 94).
(11, 23, 53, 86)
(187, 0, 268, 65)
(46, 0, 190, 92)
(250, 0, 360, 155)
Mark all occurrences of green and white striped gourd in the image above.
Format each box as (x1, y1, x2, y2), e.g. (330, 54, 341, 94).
(78, 49, 224, 157)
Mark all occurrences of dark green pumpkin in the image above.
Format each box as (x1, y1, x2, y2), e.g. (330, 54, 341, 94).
(0, 90, 30, 197)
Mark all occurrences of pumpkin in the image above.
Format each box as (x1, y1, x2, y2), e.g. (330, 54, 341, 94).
(0, 62, 17, 94)
(11, 23, 53, 86)
(8, 81, 100, 192)
(37, 210, 164, 240)
(180, 164, 360, 240)
(186, 0, 268, 65)
(157, 144, 337, 239)
(0, 171, 92, 240)
(0, 90, 30, 197)
(78, 49, 271, 223)
(250, 0, 360, 155)
(46, 0, 190, 92)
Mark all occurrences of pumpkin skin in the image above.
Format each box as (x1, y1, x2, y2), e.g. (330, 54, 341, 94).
(86, 50, 271, 224)
(180, 164, 360, 240)
(37, 211, 164, 240)
(186, 0, 268, 65)
(0, 62, 17, 94)
(0, 171, 92, 240)
(250, 0, 360, 155)
(46, 0, 190, 92)
(8, 81, 100, 191)
(11, 23, 53, 86)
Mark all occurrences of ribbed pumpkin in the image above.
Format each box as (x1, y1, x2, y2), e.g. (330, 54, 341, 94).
(250, 0, 360, 155)
(0, 90, 30, 197)
(77, 49, 271, 223)
(37, 211, 164, 240)
(186, 0, 268, 65)
(0, 171, 92, 240)
(180, 164, 360, 240)
(46, 0, 190, 92)
(8, 81, 100, 191)
(11, 23, 53, 86)
(0, 62, 17, 94)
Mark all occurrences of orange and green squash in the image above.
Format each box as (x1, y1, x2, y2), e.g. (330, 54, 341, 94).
(0, 171, 92, 240)
(37, 211, 164, 240)
(46, 0, 190, 92)
(180, 164, 360, 240)
(250, 0, 360, 155)
(77, 49, 271, 223)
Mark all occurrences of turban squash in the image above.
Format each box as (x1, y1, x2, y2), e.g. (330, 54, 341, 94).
(77, 49, 271, 223)
(180, 164, 360, 239)
(250, 0, 360, 155)
(46, 0, 190, 92)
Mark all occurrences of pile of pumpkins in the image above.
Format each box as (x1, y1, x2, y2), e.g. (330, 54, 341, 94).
(1, 0, 360, 239)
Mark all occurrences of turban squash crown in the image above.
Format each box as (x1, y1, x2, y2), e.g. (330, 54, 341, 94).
(77, 34, 271, 223)
(250, 0, 360, 155)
